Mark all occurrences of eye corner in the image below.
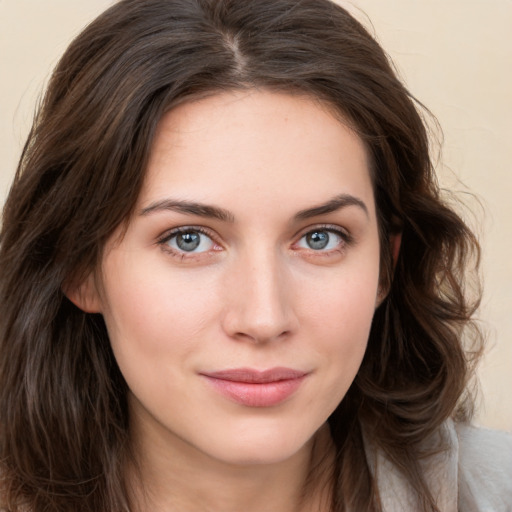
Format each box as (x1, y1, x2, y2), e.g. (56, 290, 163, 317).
(156, 225, 223, 261)
(293, 225, 352, 253)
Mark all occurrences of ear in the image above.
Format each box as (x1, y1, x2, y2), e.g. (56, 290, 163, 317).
(375, 232, 402, 308)
(391, 231, 402, 268)
(63, 271, 102, 313)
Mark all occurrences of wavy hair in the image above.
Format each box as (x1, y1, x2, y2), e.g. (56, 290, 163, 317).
(0, 0, 482, 510)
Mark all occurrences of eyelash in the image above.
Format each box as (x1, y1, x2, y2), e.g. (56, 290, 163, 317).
(157, 226, 221, 260)
(293, 224, 353, 254)
(157, 224, 353, 260)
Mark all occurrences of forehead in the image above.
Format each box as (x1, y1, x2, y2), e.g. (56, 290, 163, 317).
(140, 90, 374, 219)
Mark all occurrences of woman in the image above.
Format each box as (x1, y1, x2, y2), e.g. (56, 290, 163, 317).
(0, 0, 510, 511)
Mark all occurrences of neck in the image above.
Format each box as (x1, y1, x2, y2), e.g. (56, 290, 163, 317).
(127, 417, 334, 512)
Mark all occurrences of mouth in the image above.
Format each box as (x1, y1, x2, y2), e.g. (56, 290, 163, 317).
(200, 367, 309, 407)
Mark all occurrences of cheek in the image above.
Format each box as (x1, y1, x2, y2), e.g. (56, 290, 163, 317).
(299, 261, 380, 380)
(99, 254, 222, 374)
(99, 274, 215, 417)
(303, 264, 379, 336)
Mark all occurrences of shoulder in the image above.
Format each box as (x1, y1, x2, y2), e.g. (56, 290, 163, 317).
(455, 421, 512, 511)
(365, 420, 512, 511)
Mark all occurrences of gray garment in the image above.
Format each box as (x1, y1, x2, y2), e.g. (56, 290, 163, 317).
(366, 420, 512, 511)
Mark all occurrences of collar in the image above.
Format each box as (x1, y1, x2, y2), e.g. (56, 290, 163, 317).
(364, 419, 459, 511)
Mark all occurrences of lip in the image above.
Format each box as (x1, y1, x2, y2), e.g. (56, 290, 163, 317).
(200, 367, 309, 407)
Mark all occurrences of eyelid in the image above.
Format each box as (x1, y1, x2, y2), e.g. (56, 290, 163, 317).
(156, 225, 224, 258)
(158, 225, 210, 242)
(294, 223, 352, 243)
(292, 223, 353, 254)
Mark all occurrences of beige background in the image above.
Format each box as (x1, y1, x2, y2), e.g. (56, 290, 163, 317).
(1, 1, 511, 430)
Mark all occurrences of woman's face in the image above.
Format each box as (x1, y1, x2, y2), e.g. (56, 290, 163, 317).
(87, 91, 381, 466)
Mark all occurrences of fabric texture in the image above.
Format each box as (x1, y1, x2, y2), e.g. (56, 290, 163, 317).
(366, 420, 512, 511)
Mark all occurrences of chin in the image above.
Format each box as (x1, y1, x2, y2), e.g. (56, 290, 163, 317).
(201, 423, 319, 467)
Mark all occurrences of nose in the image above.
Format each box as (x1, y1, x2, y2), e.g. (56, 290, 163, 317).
(221, 248, 298, 344)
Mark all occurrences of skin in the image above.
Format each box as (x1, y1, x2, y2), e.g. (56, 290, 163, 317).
(73, 90, 382, 511)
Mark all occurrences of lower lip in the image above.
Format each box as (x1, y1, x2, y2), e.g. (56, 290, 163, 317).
(203, 376, 306, 407)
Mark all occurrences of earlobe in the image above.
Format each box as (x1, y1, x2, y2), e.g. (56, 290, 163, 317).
(375, 286, 385, 308)
(63, 271, 102, 313)
(375, 232, 402, 309)
(391, 232, 402, 268)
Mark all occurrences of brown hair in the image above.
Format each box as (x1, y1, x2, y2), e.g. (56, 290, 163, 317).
(0, 0, 482, 510)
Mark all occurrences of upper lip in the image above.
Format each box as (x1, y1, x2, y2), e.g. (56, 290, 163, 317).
(201, 367, 308, 383)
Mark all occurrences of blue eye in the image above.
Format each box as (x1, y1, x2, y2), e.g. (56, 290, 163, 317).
(165, 229, 215, 253)
(297, 229, 345, 251)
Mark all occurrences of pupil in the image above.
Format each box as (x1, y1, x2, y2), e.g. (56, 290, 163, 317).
(177, 232, 201, 251)
(307, 231, 329, 250)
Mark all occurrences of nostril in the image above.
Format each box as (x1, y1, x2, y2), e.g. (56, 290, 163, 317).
(222, 302, 297, 344)
(232, 328, 291, 344)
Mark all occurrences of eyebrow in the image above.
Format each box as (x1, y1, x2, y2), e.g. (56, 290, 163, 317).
(140, 199, 235, 222)
(294, 193, 369, 220)
(140, 193, 368, 222)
